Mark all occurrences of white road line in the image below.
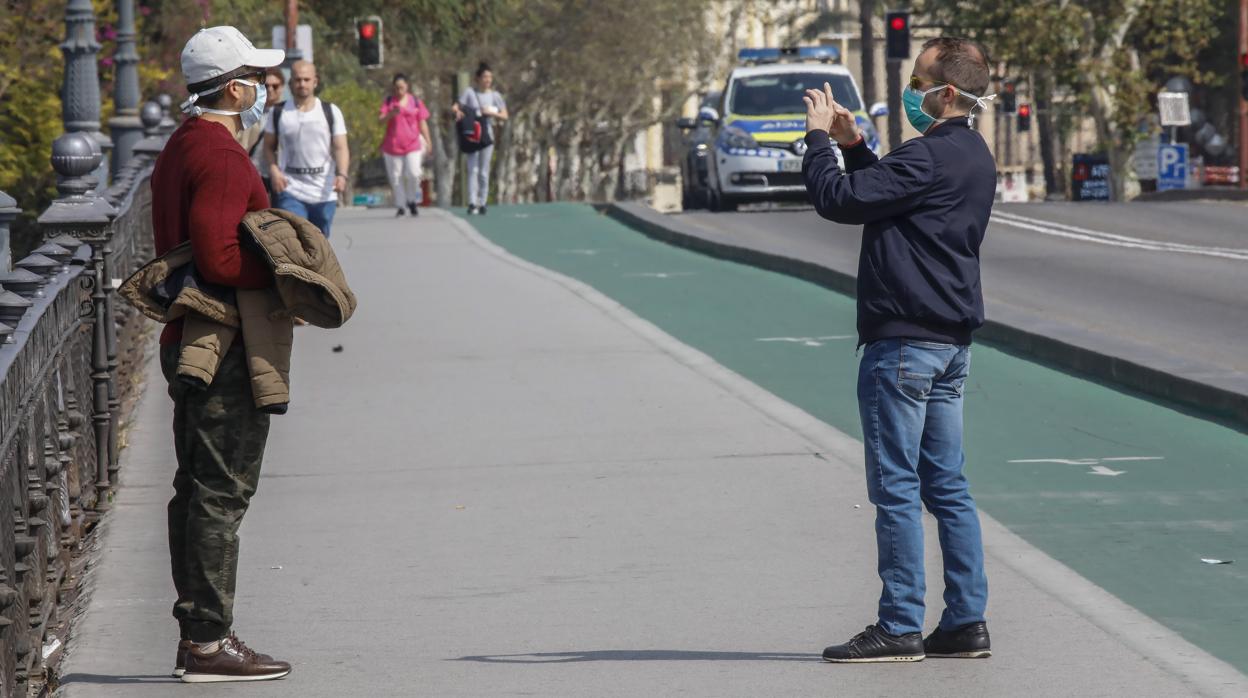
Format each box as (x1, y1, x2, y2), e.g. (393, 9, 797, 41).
(756, 335, 854, 347)
(623, 272, 697, 279)
(1008, 456, 1164, 465)
(990, 210, 1248, 262)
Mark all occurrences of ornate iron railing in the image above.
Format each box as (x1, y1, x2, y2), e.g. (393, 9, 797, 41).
(0, 99, 165, 695)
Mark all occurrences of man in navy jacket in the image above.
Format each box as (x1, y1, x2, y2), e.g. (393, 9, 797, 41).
(803, 38, 997, 663)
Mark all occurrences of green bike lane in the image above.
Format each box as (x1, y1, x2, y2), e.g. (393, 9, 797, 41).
(459, 202, 1248, 673)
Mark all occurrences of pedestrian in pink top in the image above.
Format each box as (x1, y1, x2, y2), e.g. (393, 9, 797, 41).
(380, 73, 432, 217)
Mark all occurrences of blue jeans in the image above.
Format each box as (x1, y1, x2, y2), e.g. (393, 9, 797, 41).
(273, 192, 337, 238)
(857, 338, 987, 636)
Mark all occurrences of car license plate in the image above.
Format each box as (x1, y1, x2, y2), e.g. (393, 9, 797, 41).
(779, 159, 802, 173)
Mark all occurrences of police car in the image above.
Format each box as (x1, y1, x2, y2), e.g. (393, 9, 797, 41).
(684, 47, 881, 211)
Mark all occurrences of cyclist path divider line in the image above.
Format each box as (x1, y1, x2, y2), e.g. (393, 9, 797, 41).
(56, 207, 1243, 696)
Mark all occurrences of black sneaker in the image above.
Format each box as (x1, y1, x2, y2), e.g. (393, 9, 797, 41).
(822, 625, 925, 663)
(408, 202, 419, 216)
(467, 206, 478, 215)
(395, 207, 405, 217)
(479, 206, 487, 215)
(924, 621, 992, 658)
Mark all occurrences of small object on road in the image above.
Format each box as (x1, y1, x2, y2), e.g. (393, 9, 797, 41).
(1200, 558, 1233, 565)
(853, 504, 861, 509)
(332, 345, 344, 353)
(270, 566, 283, 570)
(455, 505, 466, 510)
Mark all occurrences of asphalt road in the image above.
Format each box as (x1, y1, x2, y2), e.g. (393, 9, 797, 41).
(679, 201, 1248, 391)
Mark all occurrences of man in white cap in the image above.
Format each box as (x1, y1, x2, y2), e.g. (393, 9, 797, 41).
(150, 26, 292, 683)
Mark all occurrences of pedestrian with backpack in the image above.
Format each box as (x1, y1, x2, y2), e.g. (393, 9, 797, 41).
(263, 60, 349, 237)
(452, 62, 508, 215)
(380, 73, 432, 217)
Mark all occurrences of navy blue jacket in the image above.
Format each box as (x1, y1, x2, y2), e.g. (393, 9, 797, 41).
(802, 117, 996, 346)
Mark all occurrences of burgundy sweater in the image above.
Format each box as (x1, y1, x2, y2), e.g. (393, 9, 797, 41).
(150, 118, 272, 345)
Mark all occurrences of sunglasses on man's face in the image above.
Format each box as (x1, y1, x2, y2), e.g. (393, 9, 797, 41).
(909, 75, 948, 92)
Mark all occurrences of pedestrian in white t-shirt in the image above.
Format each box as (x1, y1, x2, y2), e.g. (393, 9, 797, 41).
(452, 62, 508, 215)
(263, 60, 349, 237)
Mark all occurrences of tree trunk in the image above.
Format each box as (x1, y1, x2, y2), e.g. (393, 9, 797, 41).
(428, 78, 456, 208)
(1088, 82, 1126, 201)
(1034, 72, 1060, 198)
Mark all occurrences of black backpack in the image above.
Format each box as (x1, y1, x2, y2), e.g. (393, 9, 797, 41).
(457, 89, 493, 153)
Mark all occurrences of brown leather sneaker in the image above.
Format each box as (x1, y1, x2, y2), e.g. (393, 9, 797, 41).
(180, 634, 291, 683)
(173, 640, 192, 677)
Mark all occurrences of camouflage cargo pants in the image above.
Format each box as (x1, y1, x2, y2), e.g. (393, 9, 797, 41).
(161, 344, 271, 642)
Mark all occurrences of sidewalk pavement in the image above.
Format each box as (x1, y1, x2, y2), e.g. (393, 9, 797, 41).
(57, 208, 1247, 696)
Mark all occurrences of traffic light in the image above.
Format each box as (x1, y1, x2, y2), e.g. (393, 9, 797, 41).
(885, 12, 910, 61)
(1001, 79, 1016, 113)
(357, 16, 383, 68)
(1017, 104, 1031, 132)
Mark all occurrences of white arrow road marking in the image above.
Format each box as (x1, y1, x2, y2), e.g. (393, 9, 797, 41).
(1009, 458, 1099, 465)
(1007, 456, 1163, 477)
(990, 211, 1248, 262)
(756, 335, 855, 347)
(623, 272, 697, 279)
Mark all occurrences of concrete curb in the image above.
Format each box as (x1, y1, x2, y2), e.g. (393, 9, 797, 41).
(600, 202, 1248, 431)
(446, 209, 1248, 697)
(1134, 188, 1248, 203)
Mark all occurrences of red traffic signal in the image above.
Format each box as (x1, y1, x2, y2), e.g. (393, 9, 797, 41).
(356, 17, 383, 68)
(885, 11, 910, 60)
(1017, 103, 1032, 132)
(1018, 104, 1031, 117)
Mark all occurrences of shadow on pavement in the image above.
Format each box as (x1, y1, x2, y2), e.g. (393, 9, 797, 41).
(58, 673, 177, 685)
(453, 650, 822, 664)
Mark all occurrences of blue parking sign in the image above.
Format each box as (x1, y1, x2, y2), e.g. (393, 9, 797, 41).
(1157, 144, 1188, 191)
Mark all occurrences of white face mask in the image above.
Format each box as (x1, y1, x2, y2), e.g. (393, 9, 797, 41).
(181, 79, 266, 129)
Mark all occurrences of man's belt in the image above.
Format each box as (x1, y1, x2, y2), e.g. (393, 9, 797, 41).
(285, 166, 325, 175)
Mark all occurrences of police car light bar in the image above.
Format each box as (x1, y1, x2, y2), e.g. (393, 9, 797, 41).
(737, 46, 841, 64)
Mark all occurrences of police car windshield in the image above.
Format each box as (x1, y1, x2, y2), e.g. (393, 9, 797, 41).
(729, 73, 860, 116)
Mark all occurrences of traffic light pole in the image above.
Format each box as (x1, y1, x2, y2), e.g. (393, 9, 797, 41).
(1239, 0, 1247, 189)
(887, 59, 902, 151)
(283, 0, 302, 66)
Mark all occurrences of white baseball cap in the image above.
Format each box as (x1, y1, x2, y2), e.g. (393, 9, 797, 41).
(181, 26, 284, 87)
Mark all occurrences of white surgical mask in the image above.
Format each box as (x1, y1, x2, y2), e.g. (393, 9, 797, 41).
(181, 79, 266, 129)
